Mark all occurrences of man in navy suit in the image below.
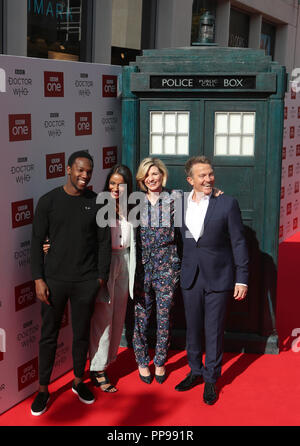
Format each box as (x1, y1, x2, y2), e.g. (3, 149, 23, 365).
(175, 156, 249, 405)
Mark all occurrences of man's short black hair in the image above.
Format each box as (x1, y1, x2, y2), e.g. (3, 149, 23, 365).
(67, 150, 94, 168)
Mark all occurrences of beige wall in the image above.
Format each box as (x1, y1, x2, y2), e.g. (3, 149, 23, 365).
(111, 0, 143, 49)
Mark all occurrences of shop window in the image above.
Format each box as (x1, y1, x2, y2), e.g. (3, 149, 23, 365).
(229, 8, 249, 48)
(111, 0, 143, 65)
(27, 0, 93, 61)
(260, 21, 276, 59)
(150, 111, 190, 155)
(111, 0, 157, 66)
(214, 112, 255, 156)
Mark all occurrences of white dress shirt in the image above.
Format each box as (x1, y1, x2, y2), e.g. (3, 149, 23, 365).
(185, 190, 210, 241)
(185, 190, 247, 288)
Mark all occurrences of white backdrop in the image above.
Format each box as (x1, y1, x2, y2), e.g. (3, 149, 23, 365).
(279, 84, 300, 243)
(0, 55, 121, 415)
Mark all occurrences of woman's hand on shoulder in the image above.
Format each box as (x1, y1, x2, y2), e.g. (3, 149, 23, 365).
(213, 187, 224, 197)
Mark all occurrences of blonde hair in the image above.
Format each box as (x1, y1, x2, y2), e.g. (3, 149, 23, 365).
(136, 157, 168, 192)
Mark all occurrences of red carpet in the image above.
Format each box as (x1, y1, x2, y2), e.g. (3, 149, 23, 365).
(1, 347, 300, 426)
(1, 232, 300, 427)
(276, 231, 300, 351)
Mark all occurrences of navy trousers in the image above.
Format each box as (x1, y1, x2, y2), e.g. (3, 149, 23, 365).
(182, 272, 231, 383)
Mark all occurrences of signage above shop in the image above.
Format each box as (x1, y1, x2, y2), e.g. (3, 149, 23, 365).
(150, 75, 256, 90)
(28, 0, 73, 20)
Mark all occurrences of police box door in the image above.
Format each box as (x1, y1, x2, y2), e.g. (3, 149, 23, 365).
(139, 98, 272, 345)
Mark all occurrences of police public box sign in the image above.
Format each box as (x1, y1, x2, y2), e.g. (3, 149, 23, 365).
(150, 75, 256, 90)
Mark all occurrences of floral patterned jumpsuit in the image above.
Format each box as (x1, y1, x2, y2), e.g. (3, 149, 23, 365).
(133, 190, 181, 368)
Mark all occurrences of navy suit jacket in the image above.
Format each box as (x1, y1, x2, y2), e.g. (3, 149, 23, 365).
(180, 193, 249, 292)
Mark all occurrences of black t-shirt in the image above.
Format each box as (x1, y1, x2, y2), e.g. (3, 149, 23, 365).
(31, 186, 111, 282)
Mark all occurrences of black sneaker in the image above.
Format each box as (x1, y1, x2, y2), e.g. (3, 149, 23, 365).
(72, 381, 95, 404)
(31, 392, 50, 416)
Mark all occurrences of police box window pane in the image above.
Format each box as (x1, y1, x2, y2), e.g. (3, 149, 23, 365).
(243, 113, 255, 134)
(27, 0, 92, 61)
(151, 135, 163, 154)
(242, 136, 254, 155)
(151, 113, 163, 133)
(229, 114, 241, 134)
(165, 135, 176, 154)
(177, 136, 189, 155)
(215, 113, 228, 134)
(178, 113, 189, 133)
(215, 135, 228, 155)
(165, 114, 176, 133)
(229, 136, 241, 155)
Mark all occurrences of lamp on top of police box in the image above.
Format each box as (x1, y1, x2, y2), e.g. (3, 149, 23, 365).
(193, 11, 216, 46)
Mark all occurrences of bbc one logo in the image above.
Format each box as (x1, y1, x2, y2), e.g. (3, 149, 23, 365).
(75, 112, 92, 136)
(44, 71, 64, 97)
(17, 357, 38, 391)
(103, 146, 117, 169)
(11, 199, 34, 228)
(9, 114, 32, 142)
(15, 281, 36, 312)
(46, 152, 65, 179)
(102, 75, 117, 97)
(279, 225, 284, 239)
(293, 217, 298, 230)
(0, 328, 6, 362)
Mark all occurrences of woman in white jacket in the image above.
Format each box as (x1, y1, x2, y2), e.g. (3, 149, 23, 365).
(89, 164, 136, 392)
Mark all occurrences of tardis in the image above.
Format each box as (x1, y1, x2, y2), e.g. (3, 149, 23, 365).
(121, 46, 286, 354)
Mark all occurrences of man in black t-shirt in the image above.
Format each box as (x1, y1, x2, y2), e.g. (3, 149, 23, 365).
(30, 150, 111, 416)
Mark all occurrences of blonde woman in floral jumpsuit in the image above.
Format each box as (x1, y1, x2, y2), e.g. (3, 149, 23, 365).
(133, 158, 181, 384)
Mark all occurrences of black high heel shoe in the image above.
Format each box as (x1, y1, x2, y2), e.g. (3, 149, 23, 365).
(90, 371, 117, 392)
(155, 367, 166, 384)
(138, 368, 152, 384)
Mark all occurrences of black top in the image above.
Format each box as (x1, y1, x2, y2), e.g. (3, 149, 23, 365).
(31, 186, 111, 282)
